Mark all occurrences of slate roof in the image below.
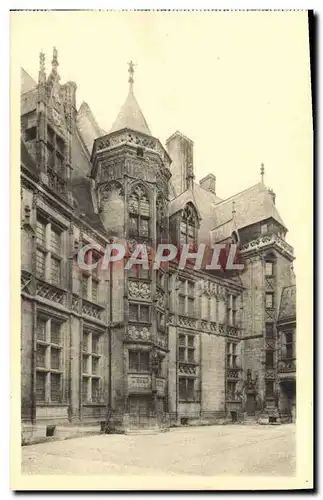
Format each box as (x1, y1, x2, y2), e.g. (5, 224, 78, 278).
(278, 285, 296, 323)
(21, 68, 37, 94)
(76, 102, 106, 155)
(110, 86, 151, 135)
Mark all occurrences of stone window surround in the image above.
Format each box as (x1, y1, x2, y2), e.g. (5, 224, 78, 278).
(82, 328, 103, 404)
(36, 211, 65, 287)
(35, 314, 64, 404)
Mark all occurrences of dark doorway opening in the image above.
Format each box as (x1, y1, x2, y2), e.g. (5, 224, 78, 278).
(231, 411, 238, 422)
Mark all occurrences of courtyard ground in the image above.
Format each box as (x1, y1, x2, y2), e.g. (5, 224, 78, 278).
(21, 423, 295, 477)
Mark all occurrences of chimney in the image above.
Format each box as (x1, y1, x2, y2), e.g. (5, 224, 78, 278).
(199, 173, 216, 194)
(166, 131, 194, 195)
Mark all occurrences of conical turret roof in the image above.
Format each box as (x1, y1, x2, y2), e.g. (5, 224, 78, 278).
(110, 62, 151, 135)
(110, 86, 151, 135)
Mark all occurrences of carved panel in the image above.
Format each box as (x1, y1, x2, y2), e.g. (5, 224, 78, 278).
(36, 280, 67, 306)
(156, 378, 166, 396)
(227, 326, 239, 337)
(156, 289, 165, 309)
(126, 325, 151, 342)
(82, 299, 104, 320)
(71, 295, 79, 313)
(179, 363, 197, 375)
(265, 339, 275, 350)
(265, 369, 276, 379)
(128, 280, 151, 300)
(156, 332, 167, 349)
(21, 271, 32, 294)
(227, 369, 240, 380)
(201, 320, 217, 333)
(128, 374, 152, 392)
(178, 315, 197, 329)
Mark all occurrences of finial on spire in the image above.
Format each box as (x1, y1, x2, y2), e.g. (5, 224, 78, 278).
(260, 163, 265, 183)
(232, 201, 236, 217)
(128, 60, 136, 86)
(52, 47, 59, 73)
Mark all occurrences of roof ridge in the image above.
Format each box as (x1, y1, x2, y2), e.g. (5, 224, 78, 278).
(215, 182, 264, 207)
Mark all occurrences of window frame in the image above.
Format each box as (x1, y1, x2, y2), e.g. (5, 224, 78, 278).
(35, 316, 64, 404)
(35, 213, 64, 288)
(82, 329, 102, 404)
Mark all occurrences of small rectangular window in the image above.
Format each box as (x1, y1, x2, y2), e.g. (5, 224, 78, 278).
(36, 250, 46, 278)
(36, 372, 46, 402)
(265, 293, 273, 309)
(36, 344, 46, 368)
(36, 219, 46, 246)
(265, 323, 274, 338)
(50, 322, 61, 345)
(50, 228, 61, 254)
(265, 262, 273, 276)
(91, 378, 100, 402)
(50, 257, 61, 285)
(36, 318, 46, 341)
(265, 380, 274, 397)
(261, 223, 268, 235)
(50, 347, 60, 370)
(266, 351, 274, 368)
(139, 305, 150, 322)
(50, 373, 61, 403)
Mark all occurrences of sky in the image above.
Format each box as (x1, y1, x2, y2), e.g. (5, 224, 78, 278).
(11, 10, 313, 276)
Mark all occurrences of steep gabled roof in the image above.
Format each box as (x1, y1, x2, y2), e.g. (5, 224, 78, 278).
(76, 102, 106, 154)
(21, 68, 37, 94)
(212, 182, 287, 238)
(110, 86, 151, 135)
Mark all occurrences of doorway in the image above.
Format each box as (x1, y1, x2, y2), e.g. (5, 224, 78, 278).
(246, 394, 256, 415)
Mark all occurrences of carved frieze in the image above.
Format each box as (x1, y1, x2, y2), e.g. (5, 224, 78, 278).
(240, 234, 294, 257)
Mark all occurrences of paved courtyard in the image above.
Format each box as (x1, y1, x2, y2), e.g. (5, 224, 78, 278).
(21, 424, 295, 476)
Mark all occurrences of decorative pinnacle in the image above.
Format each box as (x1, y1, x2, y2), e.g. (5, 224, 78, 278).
(128, 60, 136, 86)
(39, 51, 45, 73)
(260, 163, 265, 183)
(52, 47, 59, 72)
(38, 51, 46, 84)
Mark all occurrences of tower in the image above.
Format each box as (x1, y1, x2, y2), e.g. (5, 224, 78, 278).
(90, 62, 172, 429)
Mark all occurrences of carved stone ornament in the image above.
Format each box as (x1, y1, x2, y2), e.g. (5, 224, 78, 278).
(128, 280, 151, 300)
(127, 325, 151, 342)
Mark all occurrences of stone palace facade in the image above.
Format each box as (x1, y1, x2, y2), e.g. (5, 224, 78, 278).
(20, 49, 296, 438)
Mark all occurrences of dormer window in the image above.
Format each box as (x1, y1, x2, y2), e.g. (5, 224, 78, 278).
(261, 223, 268, 235)
(180, 204, 198, 246)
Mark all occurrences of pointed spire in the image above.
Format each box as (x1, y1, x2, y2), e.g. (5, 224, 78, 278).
(51, 47, 59, 74)
(38, 50, 46, 85)
(110, 62, 151, 135)
(260, 163, 265, 184)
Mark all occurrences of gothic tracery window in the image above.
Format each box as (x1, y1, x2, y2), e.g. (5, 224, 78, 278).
(180, 204, 197, 247)
(128, 185, 150, 238)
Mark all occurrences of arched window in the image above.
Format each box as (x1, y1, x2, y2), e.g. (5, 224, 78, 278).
(180, 204, 197, 246)
(128, 185, 150, 238)
(156, 195, 165, 243)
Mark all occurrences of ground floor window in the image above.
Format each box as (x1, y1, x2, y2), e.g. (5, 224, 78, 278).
(35, 316, 64, 403)
(82, 328, 102, 403)
(227, 381, 237, 400)
(179, 377, 195, 400)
